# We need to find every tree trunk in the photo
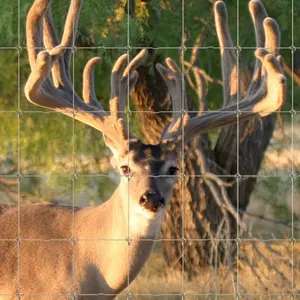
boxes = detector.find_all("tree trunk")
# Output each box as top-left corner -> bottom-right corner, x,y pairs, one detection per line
131,56 -> 276,278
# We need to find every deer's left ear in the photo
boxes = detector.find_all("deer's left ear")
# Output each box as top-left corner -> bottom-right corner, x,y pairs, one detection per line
109,156 -> 118,168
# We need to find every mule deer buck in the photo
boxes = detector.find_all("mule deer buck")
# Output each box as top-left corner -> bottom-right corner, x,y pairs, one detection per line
0,0 -> 285,298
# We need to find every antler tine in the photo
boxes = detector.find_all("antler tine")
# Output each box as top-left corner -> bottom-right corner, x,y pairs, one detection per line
247,1 -> 280,95
264,18 -> 280,56
164,58 -> 183,113
61,0 -> 82,46
110,54 -> 129,110
214,1 -> 238,106
45,0 -> 82,87
43,4 -> 71,89
82,57 -> 103,109
43,5 -> 59,49
26,0 -> 50,69
192,68 -> 207,115
156,58 -> 188,138
249,0 -> 267,49
247,0 -> 267,91
61,0 -> 82,72
110,49 -> 148,119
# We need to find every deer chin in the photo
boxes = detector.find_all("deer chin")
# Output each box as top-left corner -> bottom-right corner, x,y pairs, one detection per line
129,206 -> 164,238
134,205 -> 165,220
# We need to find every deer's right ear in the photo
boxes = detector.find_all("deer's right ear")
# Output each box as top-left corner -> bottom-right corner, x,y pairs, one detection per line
103,135 -> 121,167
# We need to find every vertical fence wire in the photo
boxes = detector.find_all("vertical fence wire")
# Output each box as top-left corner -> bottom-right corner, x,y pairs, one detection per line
17,0 -> 21,296
291,0 -> 295,293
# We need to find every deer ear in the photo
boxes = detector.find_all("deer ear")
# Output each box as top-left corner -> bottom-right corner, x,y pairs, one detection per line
110,156 -> 118,168
103,135 -> 120,161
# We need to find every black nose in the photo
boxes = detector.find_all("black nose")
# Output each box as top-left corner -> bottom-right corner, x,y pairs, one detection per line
139,190 -> 165,212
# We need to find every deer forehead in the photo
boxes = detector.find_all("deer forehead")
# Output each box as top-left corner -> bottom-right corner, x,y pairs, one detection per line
118,143 -> 178,173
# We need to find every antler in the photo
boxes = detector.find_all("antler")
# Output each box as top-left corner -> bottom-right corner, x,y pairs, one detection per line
25,0 -> 147,155
157,0 -> 286,143
156,58 -> 189,139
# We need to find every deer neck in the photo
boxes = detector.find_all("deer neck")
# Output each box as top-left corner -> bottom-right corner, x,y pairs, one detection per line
75,185 -> 162,293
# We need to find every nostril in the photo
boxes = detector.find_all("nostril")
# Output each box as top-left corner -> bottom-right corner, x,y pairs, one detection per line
159,197 -> 165,207
139,194 -> 148,206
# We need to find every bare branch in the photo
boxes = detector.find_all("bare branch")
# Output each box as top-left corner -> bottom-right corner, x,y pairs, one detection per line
283,61 -> 300,86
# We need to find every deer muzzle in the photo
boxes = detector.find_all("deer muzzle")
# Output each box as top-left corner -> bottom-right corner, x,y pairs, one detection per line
139,190 -> 165,212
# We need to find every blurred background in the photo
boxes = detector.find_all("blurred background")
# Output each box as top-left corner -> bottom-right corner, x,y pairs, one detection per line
0,0 -> 300,297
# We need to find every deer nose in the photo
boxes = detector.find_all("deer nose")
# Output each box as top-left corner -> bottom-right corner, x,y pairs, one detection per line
139,190 -> 165,212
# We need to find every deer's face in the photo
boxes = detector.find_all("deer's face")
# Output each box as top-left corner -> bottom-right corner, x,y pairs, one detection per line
116,142 -> 179,220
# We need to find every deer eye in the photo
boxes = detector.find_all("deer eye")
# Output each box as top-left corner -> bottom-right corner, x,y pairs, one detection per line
120,165 -> 130,175
167,166 -> 179,176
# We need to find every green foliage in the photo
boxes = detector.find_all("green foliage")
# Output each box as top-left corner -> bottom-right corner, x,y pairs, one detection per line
273,203 -> 291,221
0,51 -> 18,109
0,0 -> 18,46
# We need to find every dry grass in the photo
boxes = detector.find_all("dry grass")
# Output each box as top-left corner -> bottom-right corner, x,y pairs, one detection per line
119,241 -> 300,299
